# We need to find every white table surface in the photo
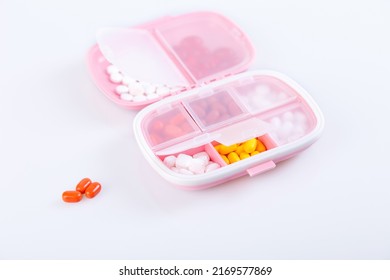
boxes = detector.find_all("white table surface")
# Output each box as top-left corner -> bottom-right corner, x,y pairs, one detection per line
1,0 -> 389,259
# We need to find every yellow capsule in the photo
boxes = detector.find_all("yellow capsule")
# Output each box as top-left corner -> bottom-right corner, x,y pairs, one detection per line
243,138 -> 257,153
221,155 -> 230,165
256,139 -> 266,152
239,152 -> 250,160
227,152 -> 240,164
214,144 -> 222,153
236,145 -> 244,155
251,151 -> 260,156
218,144 -> 238,155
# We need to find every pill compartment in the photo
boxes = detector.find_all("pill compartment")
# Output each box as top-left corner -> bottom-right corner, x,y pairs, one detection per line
260,103 -> 317,145
212,133 -> 278,164
141,103 -> 201,150
88,11 -> 255,109
182,89 -> 249,131
154,12 -> 254,83
134,70 -> 324,189
232,75 -> 296,114
156,143 -> 226,175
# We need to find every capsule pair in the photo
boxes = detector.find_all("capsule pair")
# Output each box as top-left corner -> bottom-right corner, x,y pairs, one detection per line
62,178 -> 102,203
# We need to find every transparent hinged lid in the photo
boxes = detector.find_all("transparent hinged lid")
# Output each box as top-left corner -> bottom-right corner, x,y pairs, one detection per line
96,12 -> 255,88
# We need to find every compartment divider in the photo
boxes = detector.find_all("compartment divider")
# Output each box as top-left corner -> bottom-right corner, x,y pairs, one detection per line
151,28 -> 197,85
205,143 -> 228,167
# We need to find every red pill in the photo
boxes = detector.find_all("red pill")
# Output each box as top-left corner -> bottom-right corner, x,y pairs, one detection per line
149,134 -> 163,145
62,190 -> 82,203
85,182 -> 101,199
164,124 -> 182,138
150,120 -> 164,132
171,113 -> 186,125
75,177 -> 91,194
205,110 -> 220,124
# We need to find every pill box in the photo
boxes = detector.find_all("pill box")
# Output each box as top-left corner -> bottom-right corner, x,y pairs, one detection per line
87,11 -> 324,189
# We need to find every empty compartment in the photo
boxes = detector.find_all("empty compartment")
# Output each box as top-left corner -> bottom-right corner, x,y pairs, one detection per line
233,75 -> 297,114
155,12 -> 253,82
157,143 -> 225,175
262,103 -> 317,145
183,89 -> 248,131
142,103 -> 201,150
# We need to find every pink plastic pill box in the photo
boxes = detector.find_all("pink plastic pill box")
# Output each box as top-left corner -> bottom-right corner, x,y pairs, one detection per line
87,11 -> 324,189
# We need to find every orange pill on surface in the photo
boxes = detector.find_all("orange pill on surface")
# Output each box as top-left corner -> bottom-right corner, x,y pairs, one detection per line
75,177 -> 91,194
85,182 -> 102,199
62,190 -> 82,203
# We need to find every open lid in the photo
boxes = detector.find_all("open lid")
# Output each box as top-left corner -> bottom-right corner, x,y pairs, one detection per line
96,11 -> 255,88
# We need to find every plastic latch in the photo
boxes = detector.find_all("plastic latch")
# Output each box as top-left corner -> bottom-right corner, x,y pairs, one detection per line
246,161 -> 276,177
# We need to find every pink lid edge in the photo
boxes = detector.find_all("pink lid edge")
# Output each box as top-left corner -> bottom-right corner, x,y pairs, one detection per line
86,11 -> 256,110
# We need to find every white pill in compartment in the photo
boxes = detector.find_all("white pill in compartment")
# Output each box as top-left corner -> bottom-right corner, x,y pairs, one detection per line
109,72 -> 123,83
163,155 -> 176,168
193,152 -> 210,166
188,158 -> 206,174
115,85 -> 129,94
206,162 -> 220,173
175,154 -> 192,169
106,65 -> 119,74
120,93 -> 133,101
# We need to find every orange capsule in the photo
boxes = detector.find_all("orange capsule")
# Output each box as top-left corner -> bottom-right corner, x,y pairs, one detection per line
85,182 -> 102,199
75,177 -> 91,194
62,190 -> 82,203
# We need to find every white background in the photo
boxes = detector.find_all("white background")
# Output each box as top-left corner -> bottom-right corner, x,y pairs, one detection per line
1,0 -> 389,259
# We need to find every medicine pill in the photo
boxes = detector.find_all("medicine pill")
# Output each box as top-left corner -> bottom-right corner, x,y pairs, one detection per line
163,155 -> 176,168
106,65 -> 119,74
62,190 -> 82,203
188,158 -> 206,174
85,182 -> 101,199
215,138 -> 267,165
176,154 -> 192,169
243,138 -> 257,153
218,144 -> 238,155
120,93 -> 134,101
110,72 -> 123,83
256,140 -> 266,152
115,85 -> 129,94
205,162 -> 220,173
227,152 -> 240,164
239,152 -> 250,160
129,83 -> 144,96
221,155 -> 230,165
193,152 -> 210,166
76,178 -> 91,194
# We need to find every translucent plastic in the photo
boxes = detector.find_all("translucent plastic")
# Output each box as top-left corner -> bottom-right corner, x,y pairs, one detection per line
233,76 -> 296,114
155,12 -> 254,82
96,28 -> 188,86
142,103 -> 201,149
264,104 -> 315,145
183,89 -> 248,131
